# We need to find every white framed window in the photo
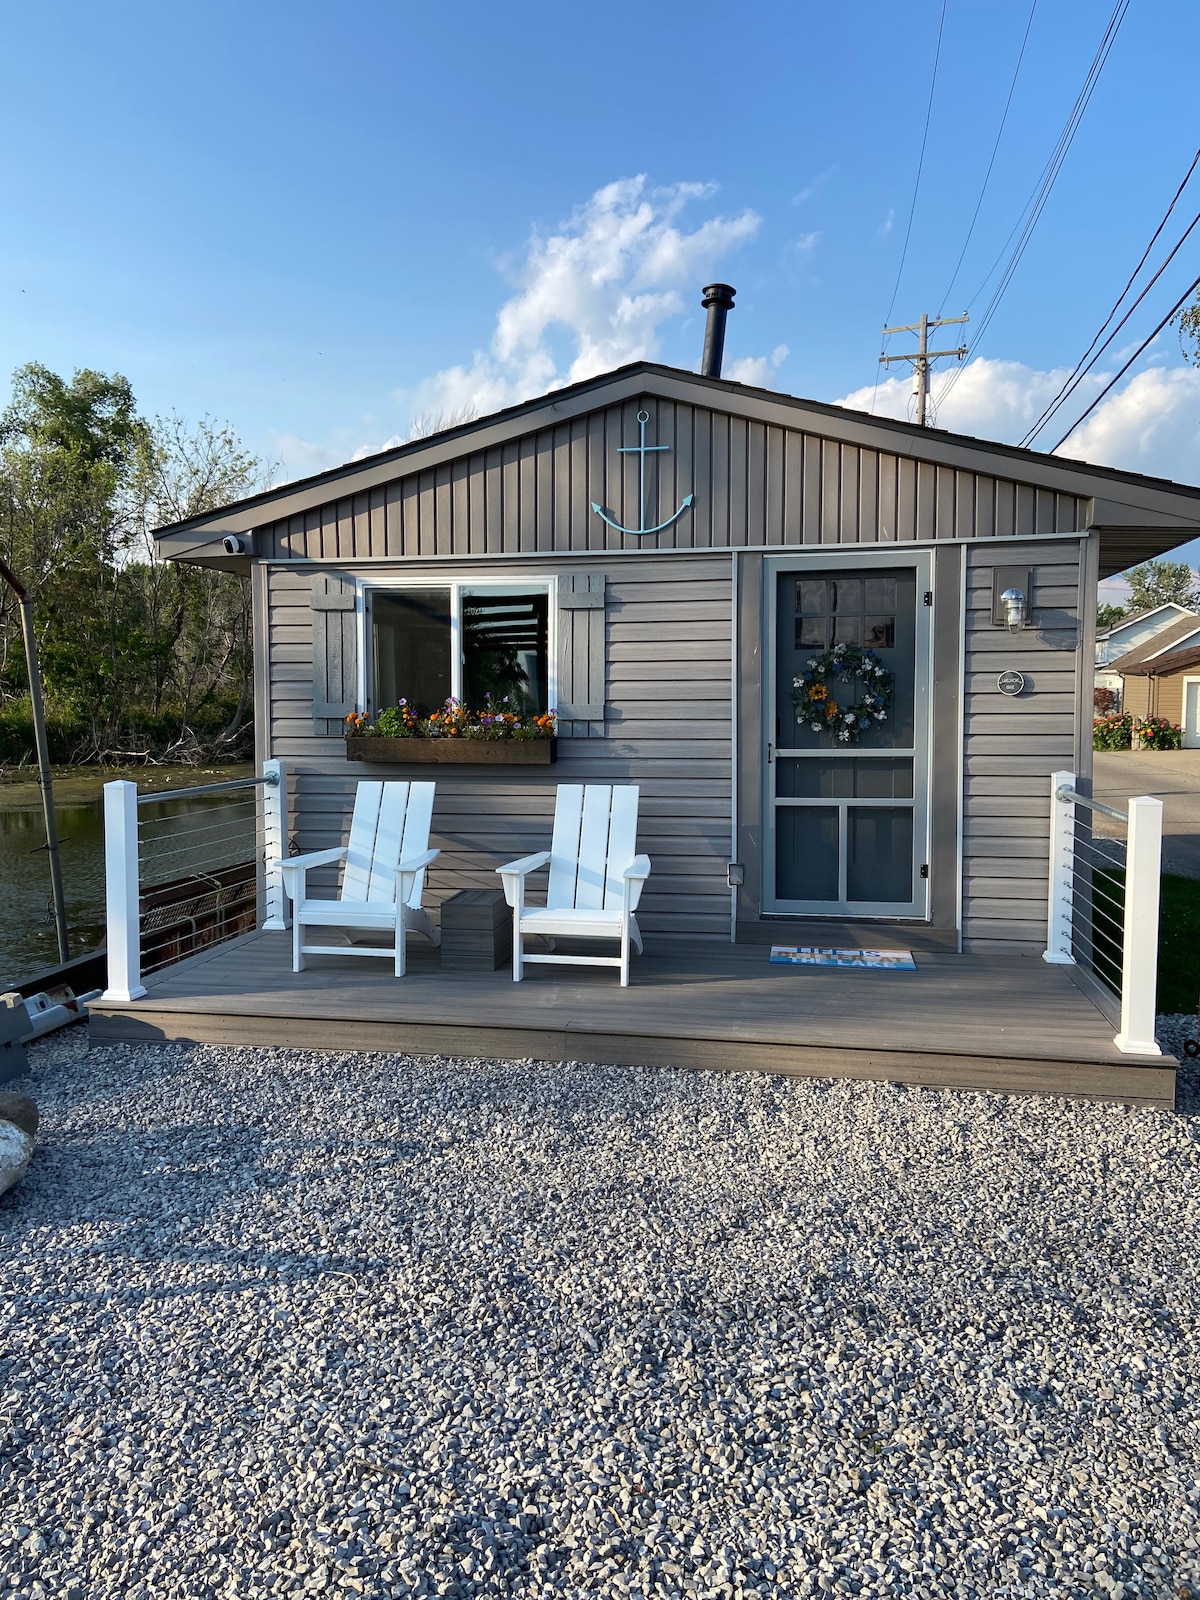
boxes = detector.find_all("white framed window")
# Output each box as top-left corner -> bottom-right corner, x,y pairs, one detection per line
359,576 -> 558,718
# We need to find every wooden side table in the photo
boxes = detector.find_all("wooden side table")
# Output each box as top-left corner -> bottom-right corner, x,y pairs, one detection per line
439,889 -> 512,971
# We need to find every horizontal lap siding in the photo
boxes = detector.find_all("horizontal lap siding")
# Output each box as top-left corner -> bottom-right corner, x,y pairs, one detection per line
266,556 -> 733,941
260,398 -> 1090,558
961,544 -> 1082,952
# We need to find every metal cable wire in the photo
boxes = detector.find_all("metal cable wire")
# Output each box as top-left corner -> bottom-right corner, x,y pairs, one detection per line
870,0 -> 949,415
938,0 -> 1038,317
1022,205 -> 1200,447
936,0 -> 1130,412
1049,271 -> 1200,452
1018,147 -> 1200,446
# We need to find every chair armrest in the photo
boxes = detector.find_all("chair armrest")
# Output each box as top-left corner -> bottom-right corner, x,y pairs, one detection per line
496,851 -> 551,880
621,855 -> 651,882
283,846 -> 347,873
396,847 -> 439,875
280,846 -> 346,902
496,850 -> 550,909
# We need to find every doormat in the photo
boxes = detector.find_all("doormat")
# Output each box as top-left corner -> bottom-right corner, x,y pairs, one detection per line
769,946 -> 917,970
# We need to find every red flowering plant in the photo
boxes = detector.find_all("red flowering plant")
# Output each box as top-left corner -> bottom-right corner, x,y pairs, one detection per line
346,694 -> 555,741
1133,716 -> 1183,751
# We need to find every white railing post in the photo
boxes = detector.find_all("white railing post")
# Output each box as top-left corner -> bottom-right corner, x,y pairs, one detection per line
101,780 -> 146,1002
261,758 -> 290,930
1114,793 -> 1163,1055
1043,769 -> 1077,964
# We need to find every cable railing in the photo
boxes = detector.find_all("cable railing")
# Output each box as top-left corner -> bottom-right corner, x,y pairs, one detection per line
101,760 -> 289,1003
1042,768 -> 1163,1056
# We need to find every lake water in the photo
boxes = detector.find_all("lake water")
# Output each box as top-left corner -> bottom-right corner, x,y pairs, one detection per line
0,765 -> 256,987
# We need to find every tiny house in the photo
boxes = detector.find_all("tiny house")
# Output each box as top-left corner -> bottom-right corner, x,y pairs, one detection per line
154,337 -> 1200,961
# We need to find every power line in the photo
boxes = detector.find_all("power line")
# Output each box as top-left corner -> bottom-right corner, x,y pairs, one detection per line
937,0 -> 1130,412
938,0 -> 1038,317
1021,204 -> 1200,447
871,0 -> 949,416
1048,272 -> 1200,454
883,0 -> 949,330
1019,148 -> 1200,446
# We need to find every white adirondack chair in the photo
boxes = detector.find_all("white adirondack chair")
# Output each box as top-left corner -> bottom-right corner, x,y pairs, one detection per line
497,784 -> 650,985
281,780 -> 439,977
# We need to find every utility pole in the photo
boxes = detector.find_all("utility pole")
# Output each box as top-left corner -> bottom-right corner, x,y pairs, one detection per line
879,312 -> 969,427
0,555 -> 70,964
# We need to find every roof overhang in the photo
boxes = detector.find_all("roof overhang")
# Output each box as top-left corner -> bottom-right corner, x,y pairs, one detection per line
151,362 -> 1200,575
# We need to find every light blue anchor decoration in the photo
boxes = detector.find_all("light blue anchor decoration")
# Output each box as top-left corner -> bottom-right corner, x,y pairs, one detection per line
591,409 -> 694,537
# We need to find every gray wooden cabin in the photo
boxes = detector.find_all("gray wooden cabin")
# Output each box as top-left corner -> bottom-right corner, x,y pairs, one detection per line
156,361 -> 1200,957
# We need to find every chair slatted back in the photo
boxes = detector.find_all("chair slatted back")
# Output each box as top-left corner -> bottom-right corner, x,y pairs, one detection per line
341,781 -> 436,907
546,784 -> 639,911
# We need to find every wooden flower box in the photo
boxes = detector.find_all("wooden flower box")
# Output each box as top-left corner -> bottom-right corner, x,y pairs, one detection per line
345,736 -> 557,765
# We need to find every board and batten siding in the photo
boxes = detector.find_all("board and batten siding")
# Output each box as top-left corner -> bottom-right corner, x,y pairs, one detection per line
255,397 -> 1089,562
961,540 -> 1083,952
265,554 -> 734,941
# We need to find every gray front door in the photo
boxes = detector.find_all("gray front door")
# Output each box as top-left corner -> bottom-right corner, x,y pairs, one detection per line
765,556 -> 932,918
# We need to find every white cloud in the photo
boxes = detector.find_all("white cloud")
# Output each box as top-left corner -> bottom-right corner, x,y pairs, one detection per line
408,176 -> 761,426
878,209 -> 895,237
792,167 -> 835,205
725,344 -> 790,388
268,431 -> 341,481
793,231 -> 821,255
834,356 -> 1200,486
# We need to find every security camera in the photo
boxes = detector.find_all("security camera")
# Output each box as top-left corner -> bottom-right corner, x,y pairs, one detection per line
222,534 -> 248,555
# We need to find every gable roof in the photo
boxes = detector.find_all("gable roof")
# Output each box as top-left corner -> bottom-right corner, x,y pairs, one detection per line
152,360 -> 1200,576
1097,601 -> 1197,640
1121,639 -> 1200,677
1112,616 -> 1200,672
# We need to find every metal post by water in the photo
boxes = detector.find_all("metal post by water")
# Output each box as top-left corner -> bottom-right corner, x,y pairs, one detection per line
0,556 -> 69,963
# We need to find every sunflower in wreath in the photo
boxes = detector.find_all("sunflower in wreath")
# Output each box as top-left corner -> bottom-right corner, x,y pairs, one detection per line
792,643 -> 894,745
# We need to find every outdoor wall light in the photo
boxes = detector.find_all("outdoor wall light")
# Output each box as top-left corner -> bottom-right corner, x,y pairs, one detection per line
1001,587 -> 1028,634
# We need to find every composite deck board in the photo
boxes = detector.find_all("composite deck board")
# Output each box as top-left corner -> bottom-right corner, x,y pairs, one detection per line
89,931 -> 1175,1106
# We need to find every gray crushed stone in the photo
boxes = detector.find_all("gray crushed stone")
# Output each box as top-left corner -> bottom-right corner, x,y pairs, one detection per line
1,1030 -> 1199,1600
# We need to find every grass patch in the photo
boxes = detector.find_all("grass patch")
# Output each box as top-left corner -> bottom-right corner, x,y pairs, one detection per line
1159,872 -> 1200,1014
1089,869 -> 1200,1014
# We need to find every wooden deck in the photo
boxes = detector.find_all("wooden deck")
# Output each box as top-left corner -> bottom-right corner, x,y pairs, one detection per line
88,931 -> 1179,1108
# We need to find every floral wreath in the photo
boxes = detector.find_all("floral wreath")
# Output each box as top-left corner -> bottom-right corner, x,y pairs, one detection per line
791,643 -> 893,745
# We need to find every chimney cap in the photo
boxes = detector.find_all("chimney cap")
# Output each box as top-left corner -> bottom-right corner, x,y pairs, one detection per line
701,283 -> 737,309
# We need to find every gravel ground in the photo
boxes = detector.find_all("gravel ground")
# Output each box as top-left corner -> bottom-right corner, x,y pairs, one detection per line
1,1028 -> 1199,1600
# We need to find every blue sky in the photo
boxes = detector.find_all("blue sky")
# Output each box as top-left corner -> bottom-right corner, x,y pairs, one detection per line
2,0 -> 1198,579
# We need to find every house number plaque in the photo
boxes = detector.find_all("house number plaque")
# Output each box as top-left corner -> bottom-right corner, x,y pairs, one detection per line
997,670 -> 1026,697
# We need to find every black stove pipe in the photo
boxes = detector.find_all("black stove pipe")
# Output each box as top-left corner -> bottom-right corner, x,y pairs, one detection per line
700,283 -> 736,377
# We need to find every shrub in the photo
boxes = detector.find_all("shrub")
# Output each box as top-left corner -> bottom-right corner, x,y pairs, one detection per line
1093,712 -> 1134,751
1134,716 -> 1183,751
1094,686 -> 1120,715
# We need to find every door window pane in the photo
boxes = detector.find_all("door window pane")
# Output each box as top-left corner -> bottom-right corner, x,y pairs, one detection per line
778,567 -> 916,750
462,588 -> 549,713
776,807 -> 839,901
847,808 -> 913,903
776,758 -> 913,799
372,589 -> 452,716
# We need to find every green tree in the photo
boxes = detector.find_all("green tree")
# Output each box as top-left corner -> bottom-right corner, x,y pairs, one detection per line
1177,288 -> 1200,364
1124,559 -> 1200,613
0,364 -> 269,765
1096,602 -> 1128,632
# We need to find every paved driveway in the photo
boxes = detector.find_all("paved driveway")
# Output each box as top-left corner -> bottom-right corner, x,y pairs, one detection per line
1094,749 -> 1200,878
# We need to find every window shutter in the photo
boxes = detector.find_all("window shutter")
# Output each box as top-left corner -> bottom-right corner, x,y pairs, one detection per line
557,571 -> 605,738
311,573 -> 358,731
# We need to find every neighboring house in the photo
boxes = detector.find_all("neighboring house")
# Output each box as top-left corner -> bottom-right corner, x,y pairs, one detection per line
1099,615 -> 1200,705
151,350 -> 1200,957
1120,641 -> 1200,745
1095,602 -> 1199,699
